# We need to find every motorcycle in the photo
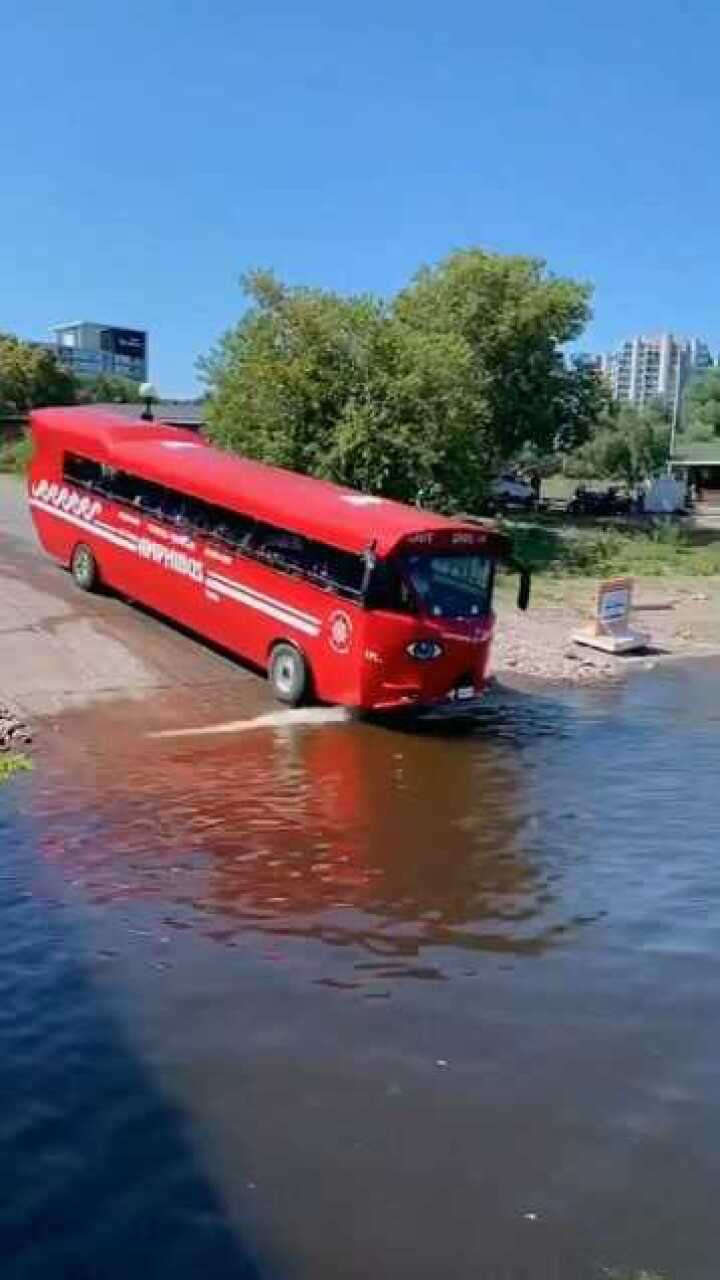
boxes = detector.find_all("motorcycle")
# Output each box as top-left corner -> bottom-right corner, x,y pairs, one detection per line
566,486 -> 632,517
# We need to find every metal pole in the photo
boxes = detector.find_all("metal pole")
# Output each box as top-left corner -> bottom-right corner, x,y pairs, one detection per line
668,354 -> 682,474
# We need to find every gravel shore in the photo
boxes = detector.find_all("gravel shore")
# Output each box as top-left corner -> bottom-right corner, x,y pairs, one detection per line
493,577 -> 720,685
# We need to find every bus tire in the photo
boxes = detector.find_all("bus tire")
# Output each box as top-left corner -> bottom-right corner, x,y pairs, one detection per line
70,542 -> 99,592
268,642 -> 311,706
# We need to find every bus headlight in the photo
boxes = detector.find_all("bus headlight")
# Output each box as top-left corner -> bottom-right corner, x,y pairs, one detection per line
406,639 -> 444,661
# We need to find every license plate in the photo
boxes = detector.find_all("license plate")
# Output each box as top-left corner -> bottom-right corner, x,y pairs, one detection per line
456,686 -> 475,701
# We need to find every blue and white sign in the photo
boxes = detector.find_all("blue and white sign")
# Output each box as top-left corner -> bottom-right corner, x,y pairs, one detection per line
597,578 -> 632,630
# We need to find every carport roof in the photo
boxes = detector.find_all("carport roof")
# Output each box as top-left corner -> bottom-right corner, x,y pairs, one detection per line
671,439 -> 720,466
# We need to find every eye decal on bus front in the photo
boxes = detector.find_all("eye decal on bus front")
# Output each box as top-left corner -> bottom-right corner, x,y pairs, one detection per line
406,639 -> 444,661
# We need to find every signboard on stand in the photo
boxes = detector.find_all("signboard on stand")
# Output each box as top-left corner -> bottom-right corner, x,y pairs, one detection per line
597,578 -> 633,630
574,577 -> 649,654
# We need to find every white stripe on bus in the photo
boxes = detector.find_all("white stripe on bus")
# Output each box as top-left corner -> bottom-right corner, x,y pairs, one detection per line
32,499 -> 322,637
29,500 -> 139,553
206,575 -> 320,637
95,518 -> 138,544
207,569 -> 320,629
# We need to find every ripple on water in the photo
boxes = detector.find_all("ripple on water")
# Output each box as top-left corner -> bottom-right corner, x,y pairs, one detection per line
26,698 -> 582,972
4,666 -> 720,1278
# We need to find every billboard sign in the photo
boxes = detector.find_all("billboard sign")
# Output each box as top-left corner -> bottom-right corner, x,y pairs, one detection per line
100,328 -> 146,360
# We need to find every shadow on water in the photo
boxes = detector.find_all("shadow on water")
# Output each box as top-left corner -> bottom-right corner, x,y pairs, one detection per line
0,799 -> 273,1280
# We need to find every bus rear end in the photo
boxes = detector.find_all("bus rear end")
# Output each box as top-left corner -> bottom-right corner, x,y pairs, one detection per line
360,528 -> 528,712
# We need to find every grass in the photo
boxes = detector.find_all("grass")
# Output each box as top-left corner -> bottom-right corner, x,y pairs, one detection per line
0,753 -> 33,782
0,433 -> 32,473
508,515 -> 720,578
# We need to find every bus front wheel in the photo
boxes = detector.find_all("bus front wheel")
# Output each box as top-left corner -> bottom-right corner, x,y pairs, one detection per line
71,543 -> 99,592
268,643 -> 311,706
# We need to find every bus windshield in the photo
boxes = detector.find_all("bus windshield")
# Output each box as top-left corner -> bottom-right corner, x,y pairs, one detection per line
400,551 -> 493,619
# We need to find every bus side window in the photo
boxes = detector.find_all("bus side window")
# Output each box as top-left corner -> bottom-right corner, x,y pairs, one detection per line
97,464 -> 119,494
303,541 -> 363,597
251,525 -> 309,574
64,453 -> 103,488
365,560 -> 416,614
111,470 -> 136,504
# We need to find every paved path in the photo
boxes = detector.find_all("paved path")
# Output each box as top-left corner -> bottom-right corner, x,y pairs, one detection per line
0,475 -> 264,719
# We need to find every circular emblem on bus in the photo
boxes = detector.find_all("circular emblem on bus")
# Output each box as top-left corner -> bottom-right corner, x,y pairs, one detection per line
329,610 -> 352,654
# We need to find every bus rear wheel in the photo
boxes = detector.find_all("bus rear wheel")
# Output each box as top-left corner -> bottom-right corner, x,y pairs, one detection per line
71,543 -> 99,592
269,643 -> 311,706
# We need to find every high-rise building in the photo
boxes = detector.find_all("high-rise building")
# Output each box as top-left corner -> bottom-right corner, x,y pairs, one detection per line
569,352 -> 604,373
602,334 -> 714,413
49,322 -> 149,382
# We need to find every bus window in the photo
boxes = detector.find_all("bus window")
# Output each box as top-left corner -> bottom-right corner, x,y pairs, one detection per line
64,453 -> 103,488
251,525 -> 307,572
250,525 -> 365,599
365,559 -> 417,614
399,552 -> 493,619
305,543 -> 365,598
62,450 -> 363,601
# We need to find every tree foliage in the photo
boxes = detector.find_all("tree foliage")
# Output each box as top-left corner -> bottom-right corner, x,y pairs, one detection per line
200,250 -> 599,509
76,373 -> 141,404
681,368 -> 720,440
394,250 -> 600,459
569,404 -> 670,487
0,334 -> 76,415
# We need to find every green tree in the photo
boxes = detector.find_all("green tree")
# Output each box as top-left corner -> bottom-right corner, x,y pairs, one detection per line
325,322 -> 488,509
569,404 -> 669,487
394,250 -> 600,461
200,271 -> 390,473
200,251 -> 600,509
0,334 -> 76,415
681,368 -> 720,441
76,373 -> 141,404
201,271 -> 484,507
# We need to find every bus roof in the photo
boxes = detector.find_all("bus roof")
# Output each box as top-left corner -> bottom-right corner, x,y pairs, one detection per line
30,407 -> 503,558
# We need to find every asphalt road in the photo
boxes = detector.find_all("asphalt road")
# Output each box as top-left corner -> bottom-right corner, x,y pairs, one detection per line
0,474 -> 267,719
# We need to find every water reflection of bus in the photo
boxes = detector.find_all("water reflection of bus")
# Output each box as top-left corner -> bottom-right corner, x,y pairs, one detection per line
35,710 -> 568,962
28,408 -> 530,713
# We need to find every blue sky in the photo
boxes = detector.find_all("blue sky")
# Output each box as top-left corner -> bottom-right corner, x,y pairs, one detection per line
3,0 -> 719,395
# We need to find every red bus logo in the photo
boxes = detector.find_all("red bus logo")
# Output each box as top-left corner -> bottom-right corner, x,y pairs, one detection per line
329,610 -> 353,654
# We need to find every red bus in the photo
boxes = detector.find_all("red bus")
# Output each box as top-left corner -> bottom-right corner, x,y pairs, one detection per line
27,408 -> 530,712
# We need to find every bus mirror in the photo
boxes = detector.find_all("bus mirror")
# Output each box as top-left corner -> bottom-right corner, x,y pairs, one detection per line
517,568 -> 531,612
361,548 -> 378,598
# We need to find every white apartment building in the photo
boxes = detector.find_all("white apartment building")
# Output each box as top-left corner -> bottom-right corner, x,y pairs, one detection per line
602,334 -> 714,412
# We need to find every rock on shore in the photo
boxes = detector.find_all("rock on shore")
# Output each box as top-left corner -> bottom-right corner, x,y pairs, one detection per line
0,704 -> 32,753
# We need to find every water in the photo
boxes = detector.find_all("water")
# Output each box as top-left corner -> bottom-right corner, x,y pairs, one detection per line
3,663 -> 720,1279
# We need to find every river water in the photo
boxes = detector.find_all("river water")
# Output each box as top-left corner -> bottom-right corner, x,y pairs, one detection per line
3,663 -> 720,1279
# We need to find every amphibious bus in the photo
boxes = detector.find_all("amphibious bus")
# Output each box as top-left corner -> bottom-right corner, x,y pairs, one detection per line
27,408 -> 530,712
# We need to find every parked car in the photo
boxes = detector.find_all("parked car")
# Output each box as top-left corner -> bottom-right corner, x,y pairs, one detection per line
487,473 -> 536,512
565,485 -> 632,517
